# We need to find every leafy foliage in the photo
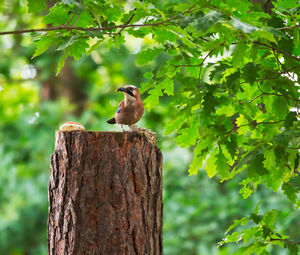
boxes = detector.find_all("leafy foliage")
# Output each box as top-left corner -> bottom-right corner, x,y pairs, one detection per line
32,0 -> 300,252
219,203 -> 299,255
0,0 -> 300,253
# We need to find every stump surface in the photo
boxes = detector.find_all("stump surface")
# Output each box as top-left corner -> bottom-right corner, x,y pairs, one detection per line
48,131 -> 163,255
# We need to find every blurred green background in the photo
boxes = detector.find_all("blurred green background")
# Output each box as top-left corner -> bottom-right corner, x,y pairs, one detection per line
0,1 -> 299,254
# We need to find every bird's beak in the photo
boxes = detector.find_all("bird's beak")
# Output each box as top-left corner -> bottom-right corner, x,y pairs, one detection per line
117,87 -> 134,97
117,87 -> 126,92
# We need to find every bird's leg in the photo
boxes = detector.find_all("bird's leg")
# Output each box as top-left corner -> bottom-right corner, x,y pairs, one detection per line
130,125 -> 146,132
119,124 -> 126,132
129,124 -> 138,132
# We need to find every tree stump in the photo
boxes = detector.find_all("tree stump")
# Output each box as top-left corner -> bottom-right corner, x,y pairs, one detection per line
48,131 -> 163,255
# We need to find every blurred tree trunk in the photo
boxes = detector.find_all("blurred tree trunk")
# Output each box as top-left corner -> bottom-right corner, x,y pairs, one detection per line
48,131 -> 163,255
41,58 -> 87,115
40,0 -> 87,115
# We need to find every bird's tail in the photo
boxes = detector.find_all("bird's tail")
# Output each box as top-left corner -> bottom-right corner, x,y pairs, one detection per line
107,117 -> 116,124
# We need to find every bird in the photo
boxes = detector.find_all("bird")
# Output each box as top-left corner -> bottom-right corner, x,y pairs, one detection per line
107,85 -> 144,132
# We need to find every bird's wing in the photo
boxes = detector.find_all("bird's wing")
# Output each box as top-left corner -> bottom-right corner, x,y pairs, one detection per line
116,100 -> 125,113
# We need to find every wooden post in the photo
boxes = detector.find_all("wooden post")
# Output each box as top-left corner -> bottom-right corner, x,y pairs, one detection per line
48,131 -> 163,255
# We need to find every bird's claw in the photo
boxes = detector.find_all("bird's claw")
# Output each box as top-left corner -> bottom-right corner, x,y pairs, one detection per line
130,125 -> 146,132
129,125 -> 138,132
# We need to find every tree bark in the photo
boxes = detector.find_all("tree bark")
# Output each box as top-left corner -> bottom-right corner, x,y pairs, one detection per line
48,131 -> 163,255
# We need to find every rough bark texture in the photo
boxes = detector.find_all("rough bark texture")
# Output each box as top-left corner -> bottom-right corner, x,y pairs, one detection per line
48,131 -> 163,255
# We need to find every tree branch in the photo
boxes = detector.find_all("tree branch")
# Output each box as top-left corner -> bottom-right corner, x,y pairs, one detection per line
254,41 -> 300,63
269,238 -> 300,245
0,5 -> 198,36
256,82 -> 300,102
226,120 -> 285,135
197,47 -> 216,86
277,24 -> 300,30
272,49 -> 295,81
238,65 -> 300,88
113,8 -> 137,40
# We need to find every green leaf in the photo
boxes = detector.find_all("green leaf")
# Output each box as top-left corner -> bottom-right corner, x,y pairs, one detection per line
250,213 -> 262,224
136,47 -> 163,66
263,148 -> 275,169
236,114 -> 249,135
240,183 -> 254,199
226,0 -> 252,13
140,80 -> 154,94
69,38 -> 89,60
224,231 -> 242,243
202,92 -> 216,115
56,50 -> 69,76
288,176 -> 300,192
56,36 -> 89,60
188,140 -> 211,176
43,4 -> 71,26
196,11 -> 223,32
159,77 -> 174,96
232,43 -> 250,68
273,0 -> 297,9
175,120 -> 199,147
74,9 -> 94,28
33,35 -> 57,58
153,28 -> 178,44
273,133 -> 289,147
242,62 -> 257,85
287,243 -> 299,255
224,136 -> 237,159
262,226 -> 272,239
216,149 -> 231,180
205,151 -> 217,178
226,217 -> 249,234
87,40 -> 102,55
248,154 -> 268,177
27,0 -> 46,13
262,209 -> 277,228
284,111 -> 297,128
272,97 -> 288,119
254,201 -> 262,214
188,154 -> 202,175
56,35 -> 80,51
230,18 -> 258,33
165,114 -> 186,135
243,227 -> 259,243
143,72 -> 153,79
143,87 -> 163,111
216,105 -> 235,117
282,183 -> 297,203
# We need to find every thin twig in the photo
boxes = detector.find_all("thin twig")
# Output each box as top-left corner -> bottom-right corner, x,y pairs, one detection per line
272,49 -> 295,80
254,41 -> 300,63
199,48 -> 216,86
277,24 -> 300,30
226,120 -> 285,135
239,94 -> 264,104
114,8 -> 137,39
258,82 -> 299,102
170,46 -> 216,77
257,77 -> 299,102
173,64 -> 204,68
269,238 -> 300,245
0,5 -> 198,36
239,65 -> 300,84
64,13 -> 75,27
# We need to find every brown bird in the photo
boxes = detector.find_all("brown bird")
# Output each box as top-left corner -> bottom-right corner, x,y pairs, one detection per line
107,85 -> 144,131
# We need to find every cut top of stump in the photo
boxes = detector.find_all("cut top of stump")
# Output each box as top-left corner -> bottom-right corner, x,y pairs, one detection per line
54,129 -> 157,150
